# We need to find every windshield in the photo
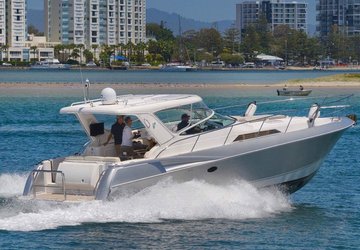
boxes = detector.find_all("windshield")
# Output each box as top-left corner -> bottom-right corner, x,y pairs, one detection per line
155,101 -> 235,135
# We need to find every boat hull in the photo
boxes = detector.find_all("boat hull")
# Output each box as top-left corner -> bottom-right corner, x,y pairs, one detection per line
30,65 -> 71,70
160,66 -> 197,72
98,119 -> 351,199
277,89 -> 312,96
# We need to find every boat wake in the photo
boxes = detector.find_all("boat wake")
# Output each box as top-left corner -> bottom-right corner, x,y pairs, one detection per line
0,174 -> 292,232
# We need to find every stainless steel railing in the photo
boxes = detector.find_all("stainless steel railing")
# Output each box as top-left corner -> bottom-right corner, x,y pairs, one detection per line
31,169 -> 66,200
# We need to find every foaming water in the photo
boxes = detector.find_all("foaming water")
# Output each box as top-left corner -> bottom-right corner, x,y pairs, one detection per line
0,173 -> 28,197
0,179 -> 292,232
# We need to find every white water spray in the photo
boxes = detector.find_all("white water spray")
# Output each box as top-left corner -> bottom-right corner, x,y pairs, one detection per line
0,177 -> 292,232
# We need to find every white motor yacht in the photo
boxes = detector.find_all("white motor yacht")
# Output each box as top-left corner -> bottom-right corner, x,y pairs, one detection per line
30,59 -> 71,70
23,88 -> 354,201
160,63 -> 197,72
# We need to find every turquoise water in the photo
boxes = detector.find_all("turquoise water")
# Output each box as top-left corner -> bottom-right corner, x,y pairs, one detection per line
0,83 -> 359,248
0,68 -> 359,84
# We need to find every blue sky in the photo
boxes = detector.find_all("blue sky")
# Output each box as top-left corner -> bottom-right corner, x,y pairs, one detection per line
28,0 -> 315,23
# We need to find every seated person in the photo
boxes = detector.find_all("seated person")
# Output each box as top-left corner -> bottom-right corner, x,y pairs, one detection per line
177,113 -> 190,131
120,116 -> 147,160
177,113 -> 201,135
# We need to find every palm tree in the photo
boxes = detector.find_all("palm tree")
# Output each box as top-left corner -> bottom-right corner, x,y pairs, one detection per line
70,48 -> 80,61
118,43 -> 125,57
91,44 -> 99,61
126,41 -> 134,63
1,45 -> 9,61
54,44 -> 65,61
83,49 -> 93,63
30,46 -> 38,62
76,44 -> 85,63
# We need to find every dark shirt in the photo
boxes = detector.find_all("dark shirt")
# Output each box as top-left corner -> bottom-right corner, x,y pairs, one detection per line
111,122 -> 125,145
177,121 -> 189,131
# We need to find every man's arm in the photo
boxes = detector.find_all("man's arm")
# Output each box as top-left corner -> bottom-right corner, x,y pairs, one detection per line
104,133 -> 112,146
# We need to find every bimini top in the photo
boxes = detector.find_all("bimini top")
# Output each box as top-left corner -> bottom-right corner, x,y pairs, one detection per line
60,89 -> 203,116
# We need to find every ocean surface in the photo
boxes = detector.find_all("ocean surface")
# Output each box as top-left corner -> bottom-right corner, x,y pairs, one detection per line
0,71 -> 359,249
0,68 -> 359,84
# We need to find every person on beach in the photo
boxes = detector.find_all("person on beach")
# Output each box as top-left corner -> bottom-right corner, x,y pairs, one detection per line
120,116 -> 146,160
104,115 -> 125,156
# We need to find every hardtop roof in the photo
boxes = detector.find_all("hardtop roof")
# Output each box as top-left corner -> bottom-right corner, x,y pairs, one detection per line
60,94 -> 203,115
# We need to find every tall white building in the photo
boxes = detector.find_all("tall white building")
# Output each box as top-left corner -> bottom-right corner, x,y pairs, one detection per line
0,0 -> 27,47
46,0 -> 146,47
0,0 -> 6,46
236,0 -> 307,39
317,0 -> 360,37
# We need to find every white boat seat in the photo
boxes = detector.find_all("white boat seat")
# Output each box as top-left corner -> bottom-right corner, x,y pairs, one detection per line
56,161 -> 102,188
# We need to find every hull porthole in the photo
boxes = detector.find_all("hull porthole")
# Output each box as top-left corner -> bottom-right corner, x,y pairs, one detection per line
207,166 -> 218,173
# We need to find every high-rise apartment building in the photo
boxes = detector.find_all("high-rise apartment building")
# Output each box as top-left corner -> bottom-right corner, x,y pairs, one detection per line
317,0 -> 360,37
0,0 -> 5,46
236,0 -> 307,39
45,0 -> 146,47
0,0 -> 27,47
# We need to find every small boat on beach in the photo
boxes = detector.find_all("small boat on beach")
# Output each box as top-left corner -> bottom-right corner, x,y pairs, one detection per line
22,86 -> 354,202
277,86 -> 312,96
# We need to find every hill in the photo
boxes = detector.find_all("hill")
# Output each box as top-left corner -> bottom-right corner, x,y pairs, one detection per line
146,8 -> 234,35
28,8 -> 233,36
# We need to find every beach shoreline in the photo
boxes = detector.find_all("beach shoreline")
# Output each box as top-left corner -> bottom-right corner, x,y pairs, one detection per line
0,81 -> 360,90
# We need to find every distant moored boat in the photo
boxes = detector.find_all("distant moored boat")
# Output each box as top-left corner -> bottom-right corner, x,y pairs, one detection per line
30,58 -> 71,70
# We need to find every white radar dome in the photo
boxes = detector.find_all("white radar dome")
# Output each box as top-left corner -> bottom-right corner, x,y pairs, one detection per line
101,88 -> 117,105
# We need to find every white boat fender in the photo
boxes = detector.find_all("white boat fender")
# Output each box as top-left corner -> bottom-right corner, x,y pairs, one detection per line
244,101 -> 257,117
308,103 -> 320,125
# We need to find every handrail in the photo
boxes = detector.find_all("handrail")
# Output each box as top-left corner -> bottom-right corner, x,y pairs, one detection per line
94,170 -> 107,195
31,170 -> 66,200
153,94 -> 353,159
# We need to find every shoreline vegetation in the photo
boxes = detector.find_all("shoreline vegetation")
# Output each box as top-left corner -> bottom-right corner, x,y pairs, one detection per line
0,74 -> 359,90
0,65 -> 360,71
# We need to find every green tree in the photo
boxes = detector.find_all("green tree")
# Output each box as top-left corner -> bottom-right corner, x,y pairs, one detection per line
83,49 -> 93,62
30,46 -> 38,62
28,24 -> 44,36
76,44 -> 85,63
220,52 -> 244,65
91,44 -> 99,61
1,44 -> 9,61
240,25 -> 261,61
223,27 -> 241,54
70,48 -> 80,61
255,14 -> 272,53
197,28 -> 223,56
146,23 -> 175,41
54,44 -> 65,62
326,25 -> 351,62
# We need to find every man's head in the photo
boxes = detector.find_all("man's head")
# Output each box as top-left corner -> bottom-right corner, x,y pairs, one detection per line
181,113 -> 190,121
116,115 -> 124,124
125,116 -> 132,126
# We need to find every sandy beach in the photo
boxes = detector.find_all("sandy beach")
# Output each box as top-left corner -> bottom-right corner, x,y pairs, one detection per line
0,80 -> 359,91
0,72 -> 359,97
